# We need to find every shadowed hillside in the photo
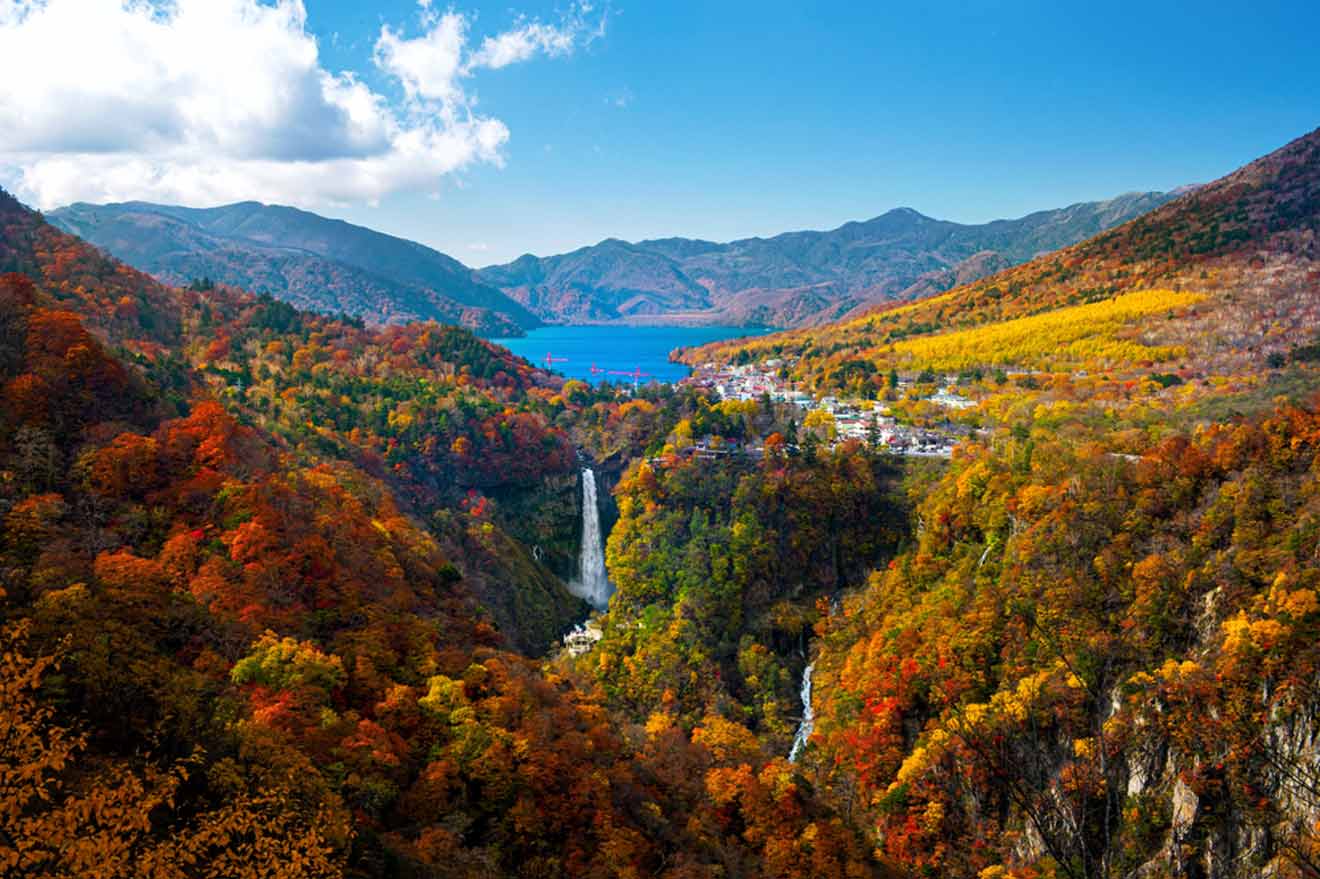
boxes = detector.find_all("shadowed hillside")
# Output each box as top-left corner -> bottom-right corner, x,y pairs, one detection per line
49,200 -> 540,336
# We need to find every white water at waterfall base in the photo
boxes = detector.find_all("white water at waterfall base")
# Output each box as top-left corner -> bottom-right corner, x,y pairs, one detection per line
788,662 -> 815,763
569,468 -> 613,611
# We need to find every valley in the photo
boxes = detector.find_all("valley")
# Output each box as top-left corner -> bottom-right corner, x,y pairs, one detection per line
4,1 -> 1319,877
2,93 -> 1319,879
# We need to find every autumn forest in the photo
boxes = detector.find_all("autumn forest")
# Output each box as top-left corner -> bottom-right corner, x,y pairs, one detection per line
1,92 -> 1320,879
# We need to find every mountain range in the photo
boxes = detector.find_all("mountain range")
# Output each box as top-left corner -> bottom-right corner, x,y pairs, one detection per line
477,190 -> 1180,326
49,191 -> 1179,336
47,200 -> 541,336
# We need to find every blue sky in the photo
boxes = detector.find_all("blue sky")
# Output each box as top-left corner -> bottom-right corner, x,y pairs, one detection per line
1,0 -> 1317,264
313,0 -> 1320,263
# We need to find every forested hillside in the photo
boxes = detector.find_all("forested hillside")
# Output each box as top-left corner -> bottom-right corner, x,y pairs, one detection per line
655,125 -> 1320,877
0,189 -> 883,878
5,120 -> 1320,879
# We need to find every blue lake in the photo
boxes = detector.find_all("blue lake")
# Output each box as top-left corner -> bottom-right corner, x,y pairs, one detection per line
490,325 -> 773,385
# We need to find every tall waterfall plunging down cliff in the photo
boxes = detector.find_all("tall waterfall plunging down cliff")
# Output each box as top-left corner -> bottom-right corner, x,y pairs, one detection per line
788,662 -> 815,763
569,468 -> 613,611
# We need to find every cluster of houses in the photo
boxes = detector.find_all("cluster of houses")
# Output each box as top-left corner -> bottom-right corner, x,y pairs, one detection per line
677,360 -> 970,458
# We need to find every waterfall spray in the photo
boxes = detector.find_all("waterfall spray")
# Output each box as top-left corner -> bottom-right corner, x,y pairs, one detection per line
569,468 -> 612,611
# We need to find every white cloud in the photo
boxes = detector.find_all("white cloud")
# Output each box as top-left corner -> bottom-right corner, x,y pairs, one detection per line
376,2 -> 606,103
375,10 -> 470,107
0,0 -> 607,209
470,20 -> 574,70
470,2 -> 607,70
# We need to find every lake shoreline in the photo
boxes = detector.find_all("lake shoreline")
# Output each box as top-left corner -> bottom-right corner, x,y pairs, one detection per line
490,324 -> 775,386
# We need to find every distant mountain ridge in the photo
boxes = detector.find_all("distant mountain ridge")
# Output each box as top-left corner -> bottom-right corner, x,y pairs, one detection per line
479,190 -> 1179,327
48,200 -> 540,336
46,190 -> 1178,334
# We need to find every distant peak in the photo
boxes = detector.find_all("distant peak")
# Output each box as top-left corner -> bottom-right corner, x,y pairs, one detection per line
875,206 -> 931,222
836,207 -> 938,230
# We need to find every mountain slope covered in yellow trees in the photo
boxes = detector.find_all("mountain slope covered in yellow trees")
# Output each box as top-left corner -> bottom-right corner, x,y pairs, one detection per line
682,126 -> 1320,394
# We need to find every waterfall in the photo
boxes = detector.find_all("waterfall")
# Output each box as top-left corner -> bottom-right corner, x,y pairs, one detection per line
788,662 -> 815,763
569,468 -> 613,611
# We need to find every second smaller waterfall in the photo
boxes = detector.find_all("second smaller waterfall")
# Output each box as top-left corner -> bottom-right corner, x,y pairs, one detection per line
788,662 -> 815,763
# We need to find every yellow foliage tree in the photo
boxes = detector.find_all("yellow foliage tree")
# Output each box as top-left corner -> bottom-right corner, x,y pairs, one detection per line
0,621 -> 345,879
